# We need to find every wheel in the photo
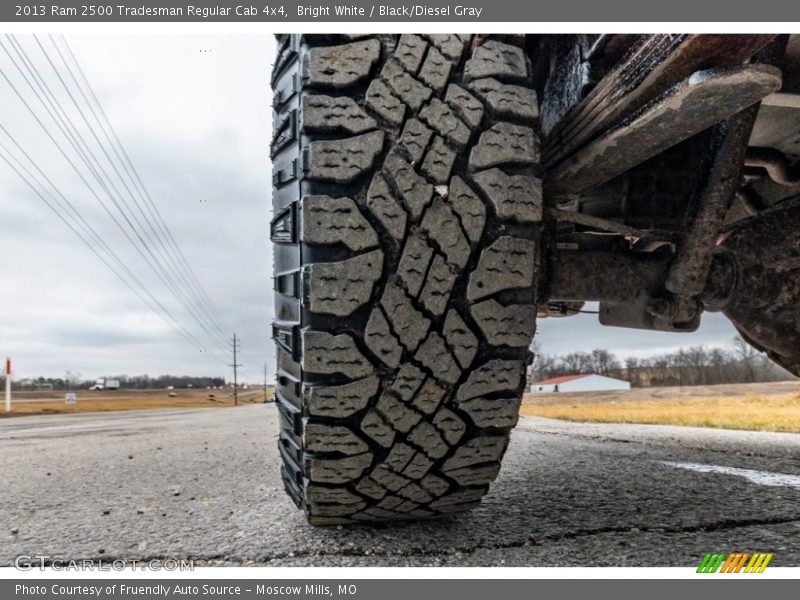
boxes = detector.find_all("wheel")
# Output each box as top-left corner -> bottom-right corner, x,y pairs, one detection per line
271,34 -> 543,524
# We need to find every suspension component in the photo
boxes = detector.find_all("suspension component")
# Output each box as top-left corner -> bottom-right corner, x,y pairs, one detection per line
665,105 -> 759,299
546,65 -> 780,197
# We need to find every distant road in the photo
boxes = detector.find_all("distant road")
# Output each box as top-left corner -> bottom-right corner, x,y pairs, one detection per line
1,406 -> 798,566
8,395 -> 142,403
4,388 -> 266,405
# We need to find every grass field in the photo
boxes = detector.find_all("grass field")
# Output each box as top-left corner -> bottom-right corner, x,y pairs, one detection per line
520,381 -> 800,433
0,388 -> 273,417
5,381 -> 800,432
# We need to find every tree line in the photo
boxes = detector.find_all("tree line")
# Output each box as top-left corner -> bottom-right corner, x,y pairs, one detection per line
530,335 -> 795,388
4,373 -> 227,391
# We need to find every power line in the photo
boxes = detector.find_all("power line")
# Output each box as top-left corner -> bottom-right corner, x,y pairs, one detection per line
51,34 -> 234,345
51,36 -> 270,377
2,39 -> 200,320
14,34 -> 233,353
1,36 -> 269,378
0,129 -> 226,365
1,35 -> 233,355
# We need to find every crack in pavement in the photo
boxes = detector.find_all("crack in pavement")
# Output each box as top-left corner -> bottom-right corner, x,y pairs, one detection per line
527,514 -> 800,545
31,514 -> 800,565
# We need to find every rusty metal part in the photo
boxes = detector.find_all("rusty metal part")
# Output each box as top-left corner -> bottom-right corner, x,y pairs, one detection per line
546,65 -> 782,197
699,250 -> 737,312
665,105 -> 760,299
599,292 -> 701,333
717,196 -> 800,376
546,250 -> 697,331
546,250 -> 672,305
543,34 -> 776,168
744,147 -> 800,186
644,295 -> 701,325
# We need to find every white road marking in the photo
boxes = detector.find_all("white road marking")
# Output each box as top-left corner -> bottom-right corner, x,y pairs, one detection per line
661,461 -> 800,491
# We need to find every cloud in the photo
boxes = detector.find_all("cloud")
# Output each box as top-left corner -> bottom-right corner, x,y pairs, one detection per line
1,34 -> 274,382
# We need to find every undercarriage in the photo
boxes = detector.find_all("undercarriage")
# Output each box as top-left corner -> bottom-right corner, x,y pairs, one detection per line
533,34 -> 800,376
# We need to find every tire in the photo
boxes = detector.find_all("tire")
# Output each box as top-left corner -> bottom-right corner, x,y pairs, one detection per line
271,34 -> 543,524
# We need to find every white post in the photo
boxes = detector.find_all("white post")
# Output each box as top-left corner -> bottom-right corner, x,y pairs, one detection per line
4,357 -> 11,413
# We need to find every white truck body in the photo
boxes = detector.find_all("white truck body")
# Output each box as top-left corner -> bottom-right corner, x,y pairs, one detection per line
89,378 -> 121,391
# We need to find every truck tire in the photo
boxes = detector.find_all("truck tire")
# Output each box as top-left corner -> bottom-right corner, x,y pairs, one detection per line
271,34 -> 543,524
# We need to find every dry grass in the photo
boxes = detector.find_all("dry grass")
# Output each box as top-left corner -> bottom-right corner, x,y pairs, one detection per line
0,388 -> 273,417
519,393 -> 800,433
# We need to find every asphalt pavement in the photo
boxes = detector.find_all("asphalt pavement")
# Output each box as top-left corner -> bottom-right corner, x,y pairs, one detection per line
1,404 -> 799,567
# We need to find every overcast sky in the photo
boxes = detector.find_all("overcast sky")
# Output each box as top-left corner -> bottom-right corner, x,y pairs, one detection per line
0,34 -> 742,383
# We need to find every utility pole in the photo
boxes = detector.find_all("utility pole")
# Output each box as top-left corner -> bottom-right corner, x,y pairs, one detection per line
4,357 -> 11,413
230,333 -> 241,406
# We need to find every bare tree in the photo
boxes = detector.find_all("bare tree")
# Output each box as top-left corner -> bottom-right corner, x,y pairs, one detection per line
732,335 -> 759,382
531,337 -> 794,388
64,371 -> 82,391
590,348 -> 621,376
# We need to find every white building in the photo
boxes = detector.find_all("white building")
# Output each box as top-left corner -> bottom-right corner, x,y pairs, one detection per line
531,373 -> 631,393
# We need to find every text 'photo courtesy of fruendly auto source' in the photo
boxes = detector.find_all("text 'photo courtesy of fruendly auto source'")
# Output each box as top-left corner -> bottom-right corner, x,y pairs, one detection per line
1,0 -> 800,594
